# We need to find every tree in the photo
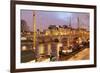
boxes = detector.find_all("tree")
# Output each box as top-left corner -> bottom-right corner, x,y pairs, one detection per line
21,20 -> 29,32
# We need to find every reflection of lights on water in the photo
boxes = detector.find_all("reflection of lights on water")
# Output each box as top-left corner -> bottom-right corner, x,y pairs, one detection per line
38,43 -> 62,55
39,44 -> 44,54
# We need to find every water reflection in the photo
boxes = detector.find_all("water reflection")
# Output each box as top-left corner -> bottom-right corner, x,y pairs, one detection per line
38,42 -> 62,56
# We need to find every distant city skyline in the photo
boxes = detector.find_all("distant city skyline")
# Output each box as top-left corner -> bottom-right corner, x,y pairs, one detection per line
21,10 -> 90,31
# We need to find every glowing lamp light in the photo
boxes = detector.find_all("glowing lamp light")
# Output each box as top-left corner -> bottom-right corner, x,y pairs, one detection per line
22,46 -> 27,51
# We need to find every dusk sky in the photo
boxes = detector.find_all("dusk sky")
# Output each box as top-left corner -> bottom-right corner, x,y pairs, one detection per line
21,10 -> 90,31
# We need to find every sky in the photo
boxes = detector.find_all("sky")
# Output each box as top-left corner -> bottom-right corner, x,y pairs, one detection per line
21,10 -> 90,31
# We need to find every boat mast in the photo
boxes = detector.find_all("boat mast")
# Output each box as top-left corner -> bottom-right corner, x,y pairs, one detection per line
68,17 -> 71,47
33,11 -> 36,50
78,16 -> 80,44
